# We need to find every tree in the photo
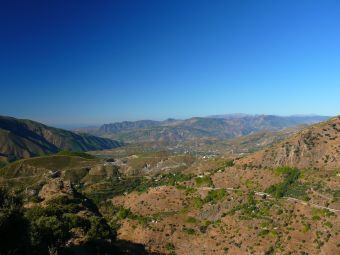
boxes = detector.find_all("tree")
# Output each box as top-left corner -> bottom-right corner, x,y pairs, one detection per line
0,188 -> 30,255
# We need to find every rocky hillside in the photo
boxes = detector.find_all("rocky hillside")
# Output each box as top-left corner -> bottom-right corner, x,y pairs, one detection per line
0,176 -> 157,255
237,116 -> 340,170
106,163 -> 339,255
0,116 -> 121,163
1,129 -> 339,255
76,115 -> 329,143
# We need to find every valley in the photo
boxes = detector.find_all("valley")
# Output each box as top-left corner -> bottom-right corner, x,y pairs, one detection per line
2,1 -> 339,254
0,115 -> 339,255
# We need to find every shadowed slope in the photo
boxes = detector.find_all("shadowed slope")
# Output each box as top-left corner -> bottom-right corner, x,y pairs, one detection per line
0,116 -> 121,163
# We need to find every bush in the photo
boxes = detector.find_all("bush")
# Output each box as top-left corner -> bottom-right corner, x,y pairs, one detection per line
224,160 -> 235,167
333,190 -> 340,198
186,216 -> 197,224
302,223 -> 311,232
155,173 -> 193,187
165,242 -> 175,251
0,187 -> 116,255
25,196 -> 114,254
259,229 -> 270,237
63,213 -> 89,229
323,221 -> 333,228
312,215 -> 321,221
265,167 -> 307,199
117,208 -> 131,220
86,216 -> 112,241
195,175 -> 213,187
29,215 -> 69,248
183,227 -> 195,235
192,196 -> 204,209
0,188 -> 30,255
204,189 -> 226,203
225,192 -> 272,220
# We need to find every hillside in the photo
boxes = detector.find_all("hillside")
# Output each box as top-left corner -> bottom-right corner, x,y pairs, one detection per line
76,115 -> 329,143
1,121 -> 339,255
0,116 -> 121,163
237,116 -> 340,170
0,175 -> 155,255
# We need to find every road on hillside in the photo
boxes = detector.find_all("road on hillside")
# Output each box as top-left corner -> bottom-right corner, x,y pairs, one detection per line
198,186 -> 340,213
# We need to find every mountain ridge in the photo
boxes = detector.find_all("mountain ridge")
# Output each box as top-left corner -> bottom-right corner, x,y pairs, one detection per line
75,115 -> 330,143
0,115 -> 121,163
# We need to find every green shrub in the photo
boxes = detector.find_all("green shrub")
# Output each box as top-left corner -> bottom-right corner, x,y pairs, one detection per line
225,192 -> 272,220
117,208 -> 131,220
192,196 -> 204,209
195,175 -> 213,187
186,216 -> 197,224
86,216 -> 112,241
265,167 -> 308,199
129,213 -> 149,227
63,213 -> 89,229
224,160 -> 235,167
302,223 -> 311,232
312,215 -> 321,221
312,208 -> 335,218
29,215 -> 69,248
259,229 -> 270,237
183,227 -> 195,235
204,189 -> 226,203
25,196 -> 114,254
323,221 -> 333,228
165,242 -> 175,251
0,188 -> 30,254
161,173 -> 193,186
333,190 -> 340,198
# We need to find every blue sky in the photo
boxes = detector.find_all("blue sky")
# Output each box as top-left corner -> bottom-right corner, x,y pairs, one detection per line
1,0 -> 339,126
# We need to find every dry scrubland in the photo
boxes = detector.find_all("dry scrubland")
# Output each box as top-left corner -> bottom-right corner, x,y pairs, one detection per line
0,117 -> 339,254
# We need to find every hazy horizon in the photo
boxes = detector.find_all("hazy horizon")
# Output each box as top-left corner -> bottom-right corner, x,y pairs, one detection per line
1,112 -> 333,130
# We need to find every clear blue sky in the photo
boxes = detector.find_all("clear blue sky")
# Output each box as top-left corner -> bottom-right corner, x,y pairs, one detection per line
1,0 -> 339,126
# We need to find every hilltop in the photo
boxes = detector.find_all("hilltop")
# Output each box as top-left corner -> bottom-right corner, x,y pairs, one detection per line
237,116 -> 340,170
0,116 -> 121,164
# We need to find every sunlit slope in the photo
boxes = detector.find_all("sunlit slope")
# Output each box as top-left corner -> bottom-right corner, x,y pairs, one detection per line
237,116 -> 340,170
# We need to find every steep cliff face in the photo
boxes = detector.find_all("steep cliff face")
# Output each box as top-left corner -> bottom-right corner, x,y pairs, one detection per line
237,116 -> 340,170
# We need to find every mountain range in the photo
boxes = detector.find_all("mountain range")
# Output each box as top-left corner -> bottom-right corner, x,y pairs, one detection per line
75,114 -> 330,143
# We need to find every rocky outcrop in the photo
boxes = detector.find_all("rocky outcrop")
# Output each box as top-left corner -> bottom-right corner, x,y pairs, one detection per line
38,178 -> 74,200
